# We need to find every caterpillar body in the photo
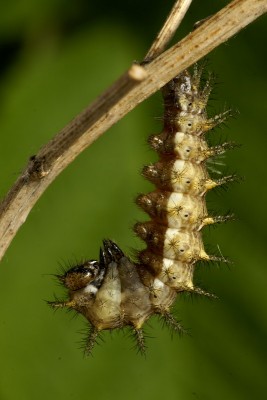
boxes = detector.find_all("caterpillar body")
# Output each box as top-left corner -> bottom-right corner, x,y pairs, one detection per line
49,64 -> 235,355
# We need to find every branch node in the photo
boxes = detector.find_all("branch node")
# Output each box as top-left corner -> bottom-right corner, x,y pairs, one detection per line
24,155 -> 50,182
128,64 -> 148,82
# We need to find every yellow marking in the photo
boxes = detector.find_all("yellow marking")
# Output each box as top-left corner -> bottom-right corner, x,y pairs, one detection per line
204,179 -> 217,191
199,250 -> 210,261
202,217 -> 215,226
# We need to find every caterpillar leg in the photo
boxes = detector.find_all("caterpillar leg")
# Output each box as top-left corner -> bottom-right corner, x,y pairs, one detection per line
47,300 -> 75,309
83,326 -> 100,357
132,328 -> 146,356
159,311 -> 186,336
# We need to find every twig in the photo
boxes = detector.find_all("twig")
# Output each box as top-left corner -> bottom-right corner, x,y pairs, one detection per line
144,0 -> 193,61
0,0 -> 266,263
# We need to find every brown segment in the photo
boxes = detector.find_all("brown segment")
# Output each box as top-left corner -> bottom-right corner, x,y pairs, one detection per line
134,221 -> 166,256
60,261 -> 100,291
142,160 -> 175,190
136,191 -> 170,224
148,130 -> 177,155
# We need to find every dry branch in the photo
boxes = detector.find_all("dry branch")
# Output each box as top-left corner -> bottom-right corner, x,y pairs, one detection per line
144,0 -> 193,61
0,0 -> 266,262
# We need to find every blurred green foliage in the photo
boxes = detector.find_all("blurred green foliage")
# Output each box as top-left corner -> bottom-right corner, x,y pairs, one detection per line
0,1 -> 266,399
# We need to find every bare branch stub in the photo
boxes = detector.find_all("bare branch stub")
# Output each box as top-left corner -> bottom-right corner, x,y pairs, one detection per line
0,0 -> 266,263
144,0 -> 193,62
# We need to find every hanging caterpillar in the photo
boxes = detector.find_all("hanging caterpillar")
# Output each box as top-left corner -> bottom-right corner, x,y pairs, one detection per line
48,64 -> 235,355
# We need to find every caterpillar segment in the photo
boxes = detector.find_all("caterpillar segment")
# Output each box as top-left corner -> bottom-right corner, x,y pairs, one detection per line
49,65 -> 233,354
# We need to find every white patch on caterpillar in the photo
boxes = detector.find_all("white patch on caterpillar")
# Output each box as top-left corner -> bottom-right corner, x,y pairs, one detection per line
173,132 -> 208,162
83,284 -> 98,295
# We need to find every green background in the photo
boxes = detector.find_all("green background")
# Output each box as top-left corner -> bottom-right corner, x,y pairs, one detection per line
0,1 -> 266,399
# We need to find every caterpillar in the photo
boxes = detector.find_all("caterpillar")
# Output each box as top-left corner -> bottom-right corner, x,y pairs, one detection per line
48,64 -> 235,355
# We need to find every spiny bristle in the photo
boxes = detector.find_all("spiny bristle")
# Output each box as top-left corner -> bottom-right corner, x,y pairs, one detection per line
83,326 -> 100,357
132,328 -> 147,356
186,286 -> 218,299
211,213 -> 235,224
207,141 -> 239,158
47,298 -> 74,309
159,311 -> 186,336
215,174 -> 239,186
207,109 -> 232,129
